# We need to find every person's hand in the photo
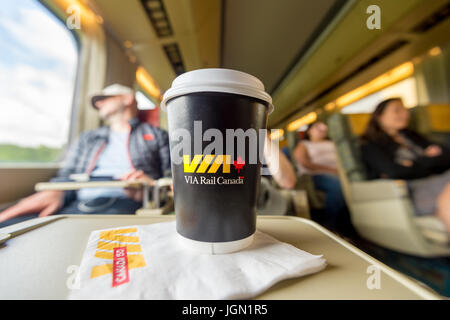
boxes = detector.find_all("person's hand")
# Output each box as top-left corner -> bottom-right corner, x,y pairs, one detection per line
120,169 -> 155,202
400,159 -> 414,167
424,145 -> 442,157
0,190 -> 64,223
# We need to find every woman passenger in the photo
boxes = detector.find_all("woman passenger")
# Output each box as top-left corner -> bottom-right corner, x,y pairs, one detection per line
292,122 -> 348,231
360,98 -> 450,233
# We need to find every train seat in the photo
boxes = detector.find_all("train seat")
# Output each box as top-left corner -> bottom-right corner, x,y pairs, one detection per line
409,104 -> 450,148
327,111 -> 450,257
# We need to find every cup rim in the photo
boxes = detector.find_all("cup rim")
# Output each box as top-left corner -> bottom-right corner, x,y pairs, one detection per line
161,68 -> 274,114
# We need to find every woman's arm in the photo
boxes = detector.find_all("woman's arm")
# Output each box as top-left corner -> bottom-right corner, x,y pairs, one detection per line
292,142 -> 338,175
403,130 -> 450,172
264,136 -> 297,189
403,129 -> 433,149
360,142 -> 431,180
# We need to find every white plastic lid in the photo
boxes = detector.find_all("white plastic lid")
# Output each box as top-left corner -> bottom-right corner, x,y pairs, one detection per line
161,68 -> 274,114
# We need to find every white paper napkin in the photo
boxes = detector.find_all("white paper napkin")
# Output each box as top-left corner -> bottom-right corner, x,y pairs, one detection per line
69,221 -> 326,299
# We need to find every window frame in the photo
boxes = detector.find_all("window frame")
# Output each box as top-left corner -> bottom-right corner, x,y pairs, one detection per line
38,0 -> 82,155
0,0 -> 82,167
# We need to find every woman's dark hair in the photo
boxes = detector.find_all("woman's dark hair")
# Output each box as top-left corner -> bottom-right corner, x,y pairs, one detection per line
303,121 -> 329,141
361,97 -> 403,144
303,123 -> 314,140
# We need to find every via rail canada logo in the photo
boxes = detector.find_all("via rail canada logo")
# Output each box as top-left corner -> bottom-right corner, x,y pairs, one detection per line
183,154 -> 246,185
90,228 -> 146,287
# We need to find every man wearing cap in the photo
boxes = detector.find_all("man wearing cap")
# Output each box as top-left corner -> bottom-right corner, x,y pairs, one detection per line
0,84 -> 171,227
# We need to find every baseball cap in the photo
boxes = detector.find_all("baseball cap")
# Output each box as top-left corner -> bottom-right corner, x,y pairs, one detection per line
90,84 -> 135,109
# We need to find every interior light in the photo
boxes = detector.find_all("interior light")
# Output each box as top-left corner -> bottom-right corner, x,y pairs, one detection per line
54,0 -> 100,28
136,67 -> 161,100
428,47 -> 442,57
124,40 -> 133,49
287,112 -> 317,132
269,129 -> 284,141
324,102 -> 336,112
335,62 -> 414,109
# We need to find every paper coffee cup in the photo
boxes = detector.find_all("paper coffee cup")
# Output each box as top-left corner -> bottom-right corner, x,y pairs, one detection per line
162,69 -> 273,254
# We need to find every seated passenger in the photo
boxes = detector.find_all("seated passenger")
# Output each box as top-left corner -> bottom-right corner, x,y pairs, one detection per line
256,134 -> 298,216
292,122 -> 348,230
0,84 -> 171,227
360,98 -> 450,232
264,133 -> 297,190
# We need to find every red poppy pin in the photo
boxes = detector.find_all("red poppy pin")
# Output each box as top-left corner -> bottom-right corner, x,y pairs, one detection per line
143,134 -> 154,141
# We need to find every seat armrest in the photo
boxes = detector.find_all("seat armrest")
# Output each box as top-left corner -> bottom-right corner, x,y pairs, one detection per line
415,217 -> 449,245
350,179 -> 409,202
151,178 -> 173,209
414,216 -> 447,233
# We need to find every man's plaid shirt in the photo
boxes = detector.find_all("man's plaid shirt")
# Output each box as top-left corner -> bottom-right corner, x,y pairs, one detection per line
58,118 -> 171,204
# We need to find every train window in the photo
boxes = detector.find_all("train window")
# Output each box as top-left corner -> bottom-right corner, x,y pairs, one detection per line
136,91 -> 156,110
341,77 -> 418,114
0,0 -> 78,164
